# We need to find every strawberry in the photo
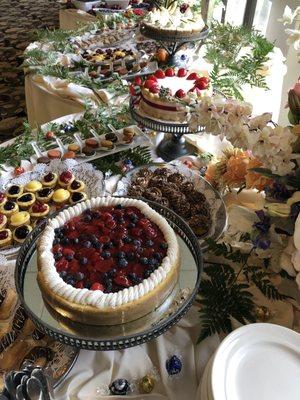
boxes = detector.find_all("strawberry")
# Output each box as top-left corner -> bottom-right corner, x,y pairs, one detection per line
134,76 -> 142,85
45,131 -> 55,140
154,69 -> 165,79
149,84 -> 160,94
99,235 -> 110,244
165,68 -> 175,77
187,72 -> 199,80
75,281 -> 84,289
14,166 -> 25,176
106,219 -> 116,230
91,282 -> 104,291
114,274 -> 130,287
55,258 -> 68,272
129,84 -> 136,96
62,248 -> 75,257
69,260 -> 80,273
94,259 -> 114,272
175,89 -> 186,98
148,75 -> 158,82
131,227 -> 143,237
177,68 -> 187,77
195,77 -> 209,89
144,79 -> 156,89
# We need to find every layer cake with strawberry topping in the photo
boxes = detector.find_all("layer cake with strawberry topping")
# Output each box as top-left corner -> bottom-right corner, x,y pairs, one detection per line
135,67 -> 211,122
37,197 -> 180,325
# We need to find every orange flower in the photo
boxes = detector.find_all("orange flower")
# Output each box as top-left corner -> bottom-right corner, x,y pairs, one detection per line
245,158 -> 273,191
205,162 -> 217,186
222,151 -> 250,187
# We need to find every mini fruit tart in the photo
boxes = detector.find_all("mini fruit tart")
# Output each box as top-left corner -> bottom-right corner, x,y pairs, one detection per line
69,191 -> 87,205
0,192 -> 7,207
53,188 -> 70,205
100,139 -> 114,150
36,187 -> 54,203
6,184 -> 23,199
30,201 -> 50,218
0,213 -> 7,229
13,225 -> 33,244
105,132 -> 118,143
17,193 -> 36,210
1,201 -> 19,216
41,172 -> 58,188
85,138 -> 99,149
58,171 -> 74,188
0,229 -> 12,248
67,179 -> 86,193
10,211 -> 30,228
68,143 -> 81,154
24,180 -> 43,193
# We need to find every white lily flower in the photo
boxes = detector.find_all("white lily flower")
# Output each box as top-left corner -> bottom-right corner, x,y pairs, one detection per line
285,28 -> 300,51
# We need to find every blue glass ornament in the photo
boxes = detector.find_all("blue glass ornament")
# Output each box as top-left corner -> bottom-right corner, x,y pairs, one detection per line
109,378 -> 130,395
166,355 -> 182,376
123,159 -> 133,166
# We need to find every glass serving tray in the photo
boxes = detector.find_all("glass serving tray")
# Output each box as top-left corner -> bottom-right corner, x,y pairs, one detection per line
15,200 -> 202,351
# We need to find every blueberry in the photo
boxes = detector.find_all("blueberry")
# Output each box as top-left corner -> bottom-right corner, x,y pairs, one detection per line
54,228 -> 61,235
140,257 -> 148,265
80,257 -> 88,265
59,271 -> 67,279
130,214 -> 138,223
118,258 -> 128,268
118,218 -> 125,224
104,279 -> 113,293
123,236 -> 132,243
116,251 -> 126,259
75,272 -> 85,281
61,237 -> 69,245
123,159 -> 132,166
160,242 -> 168,250
92,211 -> 101,219
154,252 -> 163,260
116,204 -> 123,209
127,252 -> 135,261
84,214 -> 92,222
73,237 -> 79,245
102,251 -> 111,259
54,252 -> 62,260
66,275 -> 75,285
53,238 -> 60,245
85,281 -> 91,289
133,239 -> 141,247
108,268 -> 117,277
146,240 -> 154,247
128,272 -> 142,284
65,254 -> 74,261
103,241 -> 113,250
128,222 -> 136,228
93,241 -> 102,250
143,269 -> 152,278
84,240 -> 91,248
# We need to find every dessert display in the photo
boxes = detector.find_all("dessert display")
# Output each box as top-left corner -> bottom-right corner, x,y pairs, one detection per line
82,47 -> 138,65
135,67 -> 211,122
141,1 -> 205,38
127,167 -> 212,237
0,171 -> 88,250
37,196 -> 180,325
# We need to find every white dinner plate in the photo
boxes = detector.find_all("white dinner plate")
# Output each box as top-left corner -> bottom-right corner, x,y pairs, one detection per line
211,323 -> 300,400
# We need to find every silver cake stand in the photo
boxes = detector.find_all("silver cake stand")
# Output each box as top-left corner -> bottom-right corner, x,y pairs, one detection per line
130,98 -> 204,161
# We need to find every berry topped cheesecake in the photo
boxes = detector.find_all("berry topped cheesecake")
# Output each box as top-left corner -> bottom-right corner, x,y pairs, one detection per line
37,197 -> 180,325
134,67 -> 211,122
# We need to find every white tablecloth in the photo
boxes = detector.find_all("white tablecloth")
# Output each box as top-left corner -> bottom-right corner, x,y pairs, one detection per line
59,9 -> 95,31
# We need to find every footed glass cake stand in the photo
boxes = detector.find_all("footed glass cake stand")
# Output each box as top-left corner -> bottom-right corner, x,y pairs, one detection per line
140,24 -> 209,67
130,99 -> 204,161
15,199 -> 202,351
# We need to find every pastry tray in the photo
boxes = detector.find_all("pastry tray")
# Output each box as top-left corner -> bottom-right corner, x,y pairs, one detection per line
15,199 -> 202,351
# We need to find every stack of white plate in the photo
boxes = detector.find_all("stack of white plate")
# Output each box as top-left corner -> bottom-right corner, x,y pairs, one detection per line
200,323 -> 300,400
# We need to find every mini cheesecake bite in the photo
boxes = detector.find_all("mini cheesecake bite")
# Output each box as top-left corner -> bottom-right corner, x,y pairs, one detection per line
10,211 -> 30,227
36,188 -> 54,203
17,193 -> 36,210
6,185 -> 23,199
1,201 -> 19,216
53,189 -> 70,205
13,225 -> 32,244
0,213 -> 7,229
41,172 -> 58,188
69,191 -> 87,205
24,180 -> 43,193
30,202 -> 50,218
67,180 -> 85,193
0,229 -> 12,247
58,171 -> 74,188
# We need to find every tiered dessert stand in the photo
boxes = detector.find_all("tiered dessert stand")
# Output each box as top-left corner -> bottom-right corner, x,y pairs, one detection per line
15,199 -> 202,351
130,98 -> 204,161
140,23 -> 209,67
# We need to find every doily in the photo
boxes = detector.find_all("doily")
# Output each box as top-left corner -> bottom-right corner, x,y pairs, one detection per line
114,161 -> 227,246
0,159 -> 104,198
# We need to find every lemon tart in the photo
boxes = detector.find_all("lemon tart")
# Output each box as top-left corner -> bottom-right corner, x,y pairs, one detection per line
24,180 -> 43,193
10,211 -> 30,228
53,189 -> 70,205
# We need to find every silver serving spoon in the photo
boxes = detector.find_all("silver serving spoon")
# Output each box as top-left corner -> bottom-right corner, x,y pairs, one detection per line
31,368 -> 53,400
16,384 -> 26,400
26,376 -> 43,400
4,371 -> 15,398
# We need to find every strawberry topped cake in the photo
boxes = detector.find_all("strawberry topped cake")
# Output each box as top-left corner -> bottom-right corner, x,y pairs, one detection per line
37,197 -> 180,325
133,67 -> 211,122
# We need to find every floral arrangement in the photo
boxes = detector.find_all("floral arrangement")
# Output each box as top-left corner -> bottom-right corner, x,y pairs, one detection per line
189,96 -> 296,176
279,6 -> 300,60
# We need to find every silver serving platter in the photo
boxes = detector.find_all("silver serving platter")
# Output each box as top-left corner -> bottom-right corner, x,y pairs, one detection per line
114,162 -> 227,250
15,199 -> 202,351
